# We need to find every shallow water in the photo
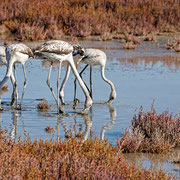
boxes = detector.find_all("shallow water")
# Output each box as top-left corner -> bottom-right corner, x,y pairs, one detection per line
0,34 -> 180,177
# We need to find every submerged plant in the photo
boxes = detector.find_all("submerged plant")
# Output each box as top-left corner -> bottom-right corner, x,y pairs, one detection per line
45,126 -> 54,134
37,101 -> 50,111
166,37 -> 180,52
1,85 -> 8,91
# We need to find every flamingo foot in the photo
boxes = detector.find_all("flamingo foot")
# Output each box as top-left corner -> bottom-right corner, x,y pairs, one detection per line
58,107 -> 65,115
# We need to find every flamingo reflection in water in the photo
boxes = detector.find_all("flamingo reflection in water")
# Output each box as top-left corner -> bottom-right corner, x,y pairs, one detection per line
52,104 -> 116,142
0,110 -> 28,140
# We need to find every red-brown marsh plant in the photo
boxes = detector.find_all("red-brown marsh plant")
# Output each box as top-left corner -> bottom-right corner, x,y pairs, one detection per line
174,45 -> 180,52
124,34 -> 141,45
0,85 -> 8,95
166,37 -> 180,52
122,33 -> 141,50
1,84 -> 8,91
144,34 -> 156,42
118,107 -> 180,153
45,126 -> 54,134
123,42 -> 137,50
0,130 -> 172,179
0,0 -> 179,41
37,101 -> 50,111
171,152 -> 180,164
100,31 -> 113,41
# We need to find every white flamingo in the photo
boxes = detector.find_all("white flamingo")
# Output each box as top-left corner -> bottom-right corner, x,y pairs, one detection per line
60,48 -> 116,105
0,45 -> 17,109
0,43 -> 34,110
35,40 -> 92,114
74,49 -> 116,105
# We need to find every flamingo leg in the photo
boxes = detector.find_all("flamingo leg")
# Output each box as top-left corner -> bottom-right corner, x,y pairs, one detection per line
19,64 -> 27,110
10,71 -> 17,107
90,66 -> 93,99
46,61 -> 58,104
69,56 -> 92,114
13,64 -> 18,109
59,64 -> 71,105
57,61 -> 64,114
73,77 -> 77,106
73,64 -> 89,106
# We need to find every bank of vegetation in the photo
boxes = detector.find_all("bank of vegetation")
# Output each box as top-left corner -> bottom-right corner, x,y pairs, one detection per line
0,0 -> 179,41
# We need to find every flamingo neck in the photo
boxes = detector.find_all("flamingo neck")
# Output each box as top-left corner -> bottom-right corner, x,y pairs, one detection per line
0,57 -> 14,90
68,56 -> 91,98
101,66 -> 116,93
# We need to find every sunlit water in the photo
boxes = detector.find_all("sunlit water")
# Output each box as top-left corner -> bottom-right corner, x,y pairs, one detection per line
0,35 -> 180,178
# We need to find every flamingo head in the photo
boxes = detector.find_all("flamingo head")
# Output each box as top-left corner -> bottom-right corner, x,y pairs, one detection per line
72,44 -> 85,57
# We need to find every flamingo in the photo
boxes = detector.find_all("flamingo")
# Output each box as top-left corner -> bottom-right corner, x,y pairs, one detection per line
0,45 -> 17,109
35,40 -> 92,114
0,43 -> 34,110
74,49 -> 116,105
72,48 -> 116,105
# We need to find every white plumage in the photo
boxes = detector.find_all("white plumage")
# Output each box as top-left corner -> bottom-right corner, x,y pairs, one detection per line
81,49 -> 106,66
0,43 -> 33,110
35,40 -> 92,114
0,45 -> 16,109
80,49 -> 116,103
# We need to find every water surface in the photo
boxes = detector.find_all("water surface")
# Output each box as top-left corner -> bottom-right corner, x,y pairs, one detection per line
0,34 -> 180,177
